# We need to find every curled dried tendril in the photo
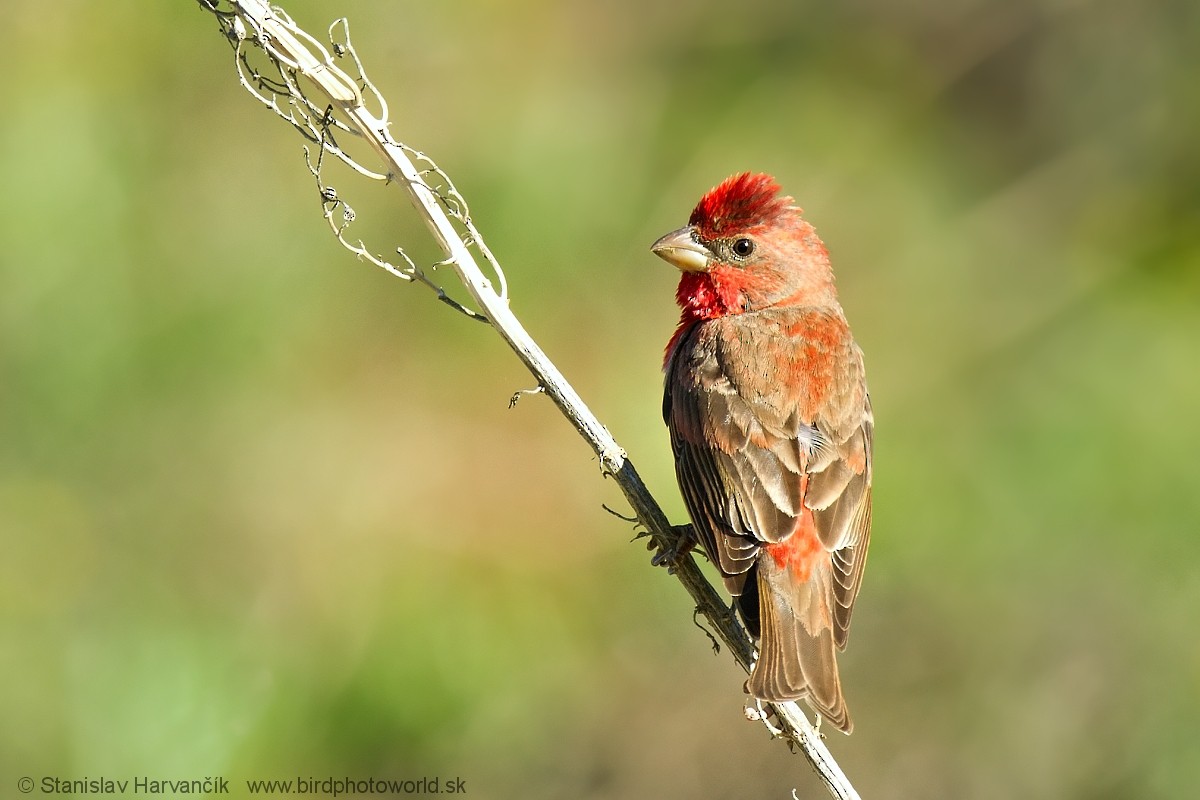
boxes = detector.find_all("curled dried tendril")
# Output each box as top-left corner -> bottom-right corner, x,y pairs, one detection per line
201,0 -> 507,321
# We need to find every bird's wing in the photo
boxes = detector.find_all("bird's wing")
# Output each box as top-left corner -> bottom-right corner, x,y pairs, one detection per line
810,390 -> 872,648
665,319 -> 804,593
664,311 -> 872,645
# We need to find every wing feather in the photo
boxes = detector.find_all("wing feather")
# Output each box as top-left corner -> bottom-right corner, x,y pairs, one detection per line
664,312 -> 872,599
665,307 -> 872,727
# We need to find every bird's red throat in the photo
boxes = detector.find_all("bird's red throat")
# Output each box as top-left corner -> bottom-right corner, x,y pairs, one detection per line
664,270 -> 744,366
675,269 -> 743,321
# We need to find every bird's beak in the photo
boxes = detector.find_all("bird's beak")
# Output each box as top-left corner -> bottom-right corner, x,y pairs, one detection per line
651,226 -> 712,273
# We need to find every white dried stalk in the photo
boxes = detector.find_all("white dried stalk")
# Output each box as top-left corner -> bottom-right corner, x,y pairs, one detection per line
198,2 -> 861,797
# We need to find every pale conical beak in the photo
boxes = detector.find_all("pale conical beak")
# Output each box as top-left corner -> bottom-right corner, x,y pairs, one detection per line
651,226 -> 712,272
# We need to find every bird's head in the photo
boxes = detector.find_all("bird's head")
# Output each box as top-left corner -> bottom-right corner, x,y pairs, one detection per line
652,172 -> 837,321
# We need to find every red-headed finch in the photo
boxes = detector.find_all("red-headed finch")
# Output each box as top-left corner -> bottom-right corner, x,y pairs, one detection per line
653,173 -> 872,733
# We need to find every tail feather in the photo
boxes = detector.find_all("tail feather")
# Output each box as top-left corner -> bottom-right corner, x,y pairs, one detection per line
746,559 -> 852,733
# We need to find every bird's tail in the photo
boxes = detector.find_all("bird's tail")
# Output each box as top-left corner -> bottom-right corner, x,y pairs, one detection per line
747,557 -> 852,733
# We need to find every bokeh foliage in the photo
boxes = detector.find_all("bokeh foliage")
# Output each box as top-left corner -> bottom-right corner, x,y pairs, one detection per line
2,0 -> 1197,797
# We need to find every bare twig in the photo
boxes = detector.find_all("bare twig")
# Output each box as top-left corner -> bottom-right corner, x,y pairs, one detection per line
197,2 -> 861,797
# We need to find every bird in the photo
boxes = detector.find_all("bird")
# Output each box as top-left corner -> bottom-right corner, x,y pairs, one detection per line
652,172 -> 873,733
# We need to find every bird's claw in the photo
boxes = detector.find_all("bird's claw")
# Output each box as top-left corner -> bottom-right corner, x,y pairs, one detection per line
745,699 -> 784,737
649,524 -> 696,573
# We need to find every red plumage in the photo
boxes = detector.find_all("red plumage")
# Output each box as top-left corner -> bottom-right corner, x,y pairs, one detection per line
688,172 -> 792,239
652,173 -> 873,733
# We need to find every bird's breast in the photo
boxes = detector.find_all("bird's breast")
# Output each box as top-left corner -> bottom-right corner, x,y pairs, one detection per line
710,308 -> 856,425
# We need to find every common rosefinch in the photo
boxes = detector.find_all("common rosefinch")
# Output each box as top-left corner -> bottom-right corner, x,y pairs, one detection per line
653,173 -> 873,733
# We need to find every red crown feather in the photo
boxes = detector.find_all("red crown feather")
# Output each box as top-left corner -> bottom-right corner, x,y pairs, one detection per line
688,172 -> 793,239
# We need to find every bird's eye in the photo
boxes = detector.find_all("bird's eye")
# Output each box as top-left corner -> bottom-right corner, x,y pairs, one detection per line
731,238 -> 755,259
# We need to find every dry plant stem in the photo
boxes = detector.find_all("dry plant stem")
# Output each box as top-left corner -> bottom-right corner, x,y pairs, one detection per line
201,2 -> 860,798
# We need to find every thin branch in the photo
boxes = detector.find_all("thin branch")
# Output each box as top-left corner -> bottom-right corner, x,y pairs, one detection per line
197,2 -> 860,797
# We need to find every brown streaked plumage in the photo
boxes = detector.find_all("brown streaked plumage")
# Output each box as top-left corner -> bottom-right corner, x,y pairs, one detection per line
653,173 -> 873,733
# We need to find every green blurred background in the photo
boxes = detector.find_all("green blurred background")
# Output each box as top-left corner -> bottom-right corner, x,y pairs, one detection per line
2,0 -> 1198,797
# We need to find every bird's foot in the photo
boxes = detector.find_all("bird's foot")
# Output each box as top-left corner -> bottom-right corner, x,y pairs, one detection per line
650,524 -> 696,574
744,699 -> 784,737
